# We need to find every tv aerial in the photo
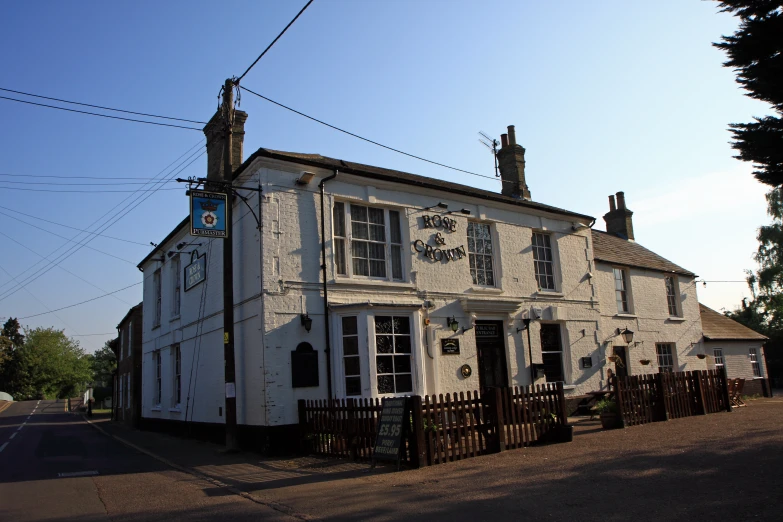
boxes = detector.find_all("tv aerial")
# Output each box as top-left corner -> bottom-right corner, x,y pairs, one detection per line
478,131 -> 500,177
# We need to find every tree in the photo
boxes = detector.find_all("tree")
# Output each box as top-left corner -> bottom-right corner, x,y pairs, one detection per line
0,318 -> 25,389
5,328 -> 93,400
714,1 -> 783,186
2,318 -> 25,347
90,340 -> 117,387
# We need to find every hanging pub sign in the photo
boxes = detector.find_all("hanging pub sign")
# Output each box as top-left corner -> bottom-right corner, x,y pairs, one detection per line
190,190 -> 228,238
184,250 -> 206,292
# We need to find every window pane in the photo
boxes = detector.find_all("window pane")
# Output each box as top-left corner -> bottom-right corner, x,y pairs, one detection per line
333,202 -> 345,236
351,204 -> 367,222
395,335 -> 411,354
389,211 -> 401,243
391,245 -> 402,280
377,356 -> 394,374
368,207 -> 385,225
344,357 -> 360,376
375,316 -> 393,333
346,376 -> 361,396
352,240 -> 368,259
343,336 -> 359,356
395,374 -> 413,393
335,239 -> 346,275
377,375 -> 394,394
353,258 -> 369,276
370,260 -> 386,278
392,317 -> 410,334
352,221 -> 369,240
370,224 -> 385,241
542,352 -> 564,382
394,355 -> 411,373
376,335 -> 394,353
342,316 -> 358,335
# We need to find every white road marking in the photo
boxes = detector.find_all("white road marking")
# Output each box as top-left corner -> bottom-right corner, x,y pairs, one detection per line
16,426 -> 22,431
37,400 -> 40,405
9,432 -> 16,439
0,443 -> 7,453
58,470 -> 98,478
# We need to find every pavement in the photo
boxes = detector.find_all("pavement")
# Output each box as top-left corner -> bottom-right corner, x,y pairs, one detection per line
80,396 -> 783,521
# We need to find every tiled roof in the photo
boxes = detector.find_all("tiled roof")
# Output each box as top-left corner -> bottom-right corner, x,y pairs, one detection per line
591,230 -> 696,277
699,304 -> 768,341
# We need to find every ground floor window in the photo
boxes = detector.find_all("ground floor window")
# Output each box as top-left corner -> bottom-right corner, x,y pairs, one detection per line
118,375 -> 124,408
749,348 -> 762,377
334,310 -> 419,398
656,343 -> 675,373
713,348 -> 724,371
154,350 -> 162,406
539,324 -> 565,383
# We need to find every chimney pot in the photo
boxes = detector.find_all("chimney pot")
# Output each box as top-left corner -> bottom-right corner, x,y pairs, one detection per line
616,191 -> 626,210
608,195 -> 616,211
507,125 -> 516,146
500,134 -> 509,148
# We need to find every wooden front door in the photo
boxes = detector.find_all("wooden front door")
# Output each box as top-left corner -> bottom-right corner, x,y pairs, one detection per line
475,321 -> 508,389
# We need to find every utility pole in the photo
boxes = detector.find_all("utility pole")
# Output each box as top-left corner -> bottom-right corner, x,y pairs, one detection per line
222,78 -> 238,451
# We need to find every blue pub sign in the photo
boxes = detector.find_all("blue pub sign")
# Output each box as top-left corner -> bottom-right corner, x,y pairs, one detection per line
190,190 -> 228,238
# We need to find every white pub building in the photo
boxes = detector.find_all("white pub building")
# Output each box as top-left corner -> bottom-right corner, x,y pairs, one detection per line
138,111 -> 712,450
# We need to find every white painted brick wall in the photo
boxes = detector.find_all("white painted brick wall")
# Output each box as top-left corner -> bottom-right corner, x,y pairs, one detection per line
706,341 -> 768,381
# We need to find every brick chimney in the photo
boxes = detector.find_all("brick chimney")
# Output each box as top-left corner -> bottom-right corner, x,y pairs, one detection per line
203,109 -> 248,181
496,125 -> 530,200
603,191 -> 635,240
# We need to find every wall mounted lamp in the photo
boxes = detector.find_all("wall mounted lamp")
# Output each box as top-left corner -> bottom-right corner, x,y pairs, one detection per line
296,171 -> 315,185
447,316 -> 460,333
616,327 -> 634,344
177,241 -> 203,250
300,313 -> 313,333
447,208 -> 471,215
424,202 -> 449,211
517,317 -> 532,333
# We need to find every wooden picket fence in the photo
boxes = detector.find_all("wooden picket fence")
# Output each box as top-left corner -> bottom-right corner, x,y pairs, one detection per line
613,369 -> 730,427
299,382 -> 569,468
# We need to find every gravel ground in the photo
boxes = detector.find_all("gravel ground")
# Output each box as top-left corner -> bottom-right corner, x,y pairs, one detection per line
258,397 -> 783,521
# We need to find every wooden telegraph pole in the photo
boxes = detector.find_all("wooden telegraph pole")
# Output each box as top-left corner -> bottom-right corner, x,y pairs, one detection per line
222,78 -> 238,451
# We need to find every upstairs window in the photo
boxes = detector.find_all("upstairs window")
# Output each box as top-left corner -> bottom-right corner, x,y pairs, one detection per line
153,269 -> 162,327
173,345 -> 182,406
467,222 -> 495,286
154,350 -> 162,406
665,276 -> 679,317
656,343 -> 675,373
614,268 -> 630,313
532,232 -> 556,291
333,202 -> 403,281
172,256 -> 181,318
749,348 -> 762,377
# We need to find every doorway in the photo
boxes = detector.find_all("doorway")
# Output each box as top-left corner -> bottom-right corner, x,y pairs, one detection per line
613,346 -> 629,378
475,320 -> 508,389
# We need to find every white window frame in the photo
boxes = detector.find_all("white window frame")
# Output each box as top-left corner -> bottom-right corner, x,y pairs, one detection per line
665,275 -> 681,317
172,345 -> 182,407
153,269 -> 162,327
333,202 -> 405,282
532,232 -> 558,291
332,309 -> 423,399
656,343 -> 676,373
467,221 -> 496,287
749,348 -> 762,377
171,256 -> 181,318
154,350 -> 162,406
539,323 -> 567,383
613,267 -> 632,314
713,348 -> 724,370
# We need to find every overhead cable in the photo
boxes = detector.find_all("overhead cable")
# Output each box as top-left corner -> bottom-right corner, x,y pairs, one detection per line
0,87 -> 207,124
17,281 -> 142,319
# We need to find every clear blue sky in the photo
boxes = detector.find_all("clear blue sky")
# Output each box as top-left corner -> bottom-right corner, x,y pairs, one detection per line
0,1 -> 770,353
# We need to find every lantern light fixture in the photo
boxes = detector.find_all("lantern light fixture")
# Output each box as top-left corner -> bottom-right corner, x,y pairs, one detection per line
300,313 -> 313,333
617,327 -> 634,344
447,316 -> 460,333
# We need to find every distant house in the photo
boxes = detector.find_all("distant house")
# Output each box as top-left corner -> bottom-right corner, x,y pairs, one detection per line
699,303 -> 771,397
113,303 -> 143,426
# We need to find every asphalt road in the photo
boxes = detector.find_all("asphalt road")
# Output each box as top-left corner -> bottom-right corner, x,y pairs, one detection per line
0,400 -> 292,521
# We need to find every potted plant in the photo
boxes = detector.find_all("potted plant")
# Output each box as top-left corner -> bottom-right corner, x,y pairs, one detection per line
594,398 -> 623,429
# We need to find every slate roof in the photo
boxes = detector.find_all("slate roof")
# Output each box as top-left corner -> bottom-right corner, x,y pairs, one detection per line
699,304 -> 768,341
591,230 -> 696,277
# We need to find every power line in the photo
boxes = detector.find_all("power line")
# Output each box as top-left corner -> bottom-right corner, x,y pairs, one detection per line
17,282 -> 142,319
239,86 -> 502,184
236,0 -> 316,83
0,205 -> 149,246
0,173 -> 172,180
0,185 -> 183,193
0,179 -> 178,186
71,332 -> 116,337
0,95 -> 202,131
0,143 -> 205,302
0,87 -> 207,125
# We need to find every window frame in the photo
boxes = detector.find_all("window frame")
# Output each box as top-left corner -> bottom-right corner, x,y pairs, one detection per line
153,269 -> 162,327
154,350 -> 162,407
749,348 -> 762,377
467,221 -> 497,287
664,275 -> 681,317
531,232 -> 558,291
172,345 -> 182,407
332,309 -> 422,399
539,323 -> 566,383
332,201 -> 405,282
656,343 -> 676,373
613,267 -> 632,314
126,373 -> 131,410
713,348 -> 724,370
171,255 -> 181,318
118,374 -> 124,408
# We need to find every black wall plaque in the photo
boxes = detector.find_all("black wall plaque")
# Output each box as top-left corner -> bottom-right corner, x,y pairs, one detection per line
581,356 -> 593,368
373,397 -> 410,466
475,323 -> 499,338
441,338 -> 460,355
291,342 -> 319,388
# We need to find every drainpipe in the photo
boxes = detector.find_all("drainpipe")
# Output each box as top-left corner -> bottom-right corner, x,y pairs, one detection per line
320,170 -> 338,399
257,178 -> 268,426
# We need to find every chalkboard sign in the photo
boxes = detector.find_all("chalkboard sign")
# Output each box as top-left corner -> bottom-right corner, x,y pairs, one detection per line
291,342 -> 319,388
441,338 -> 460,355
372,397 -> 410,467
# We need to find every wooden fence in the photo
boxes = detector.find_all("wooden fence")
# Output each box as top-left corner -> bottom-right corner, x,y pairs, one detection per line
299,382 -> 568,468
613,369 -> 730,427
